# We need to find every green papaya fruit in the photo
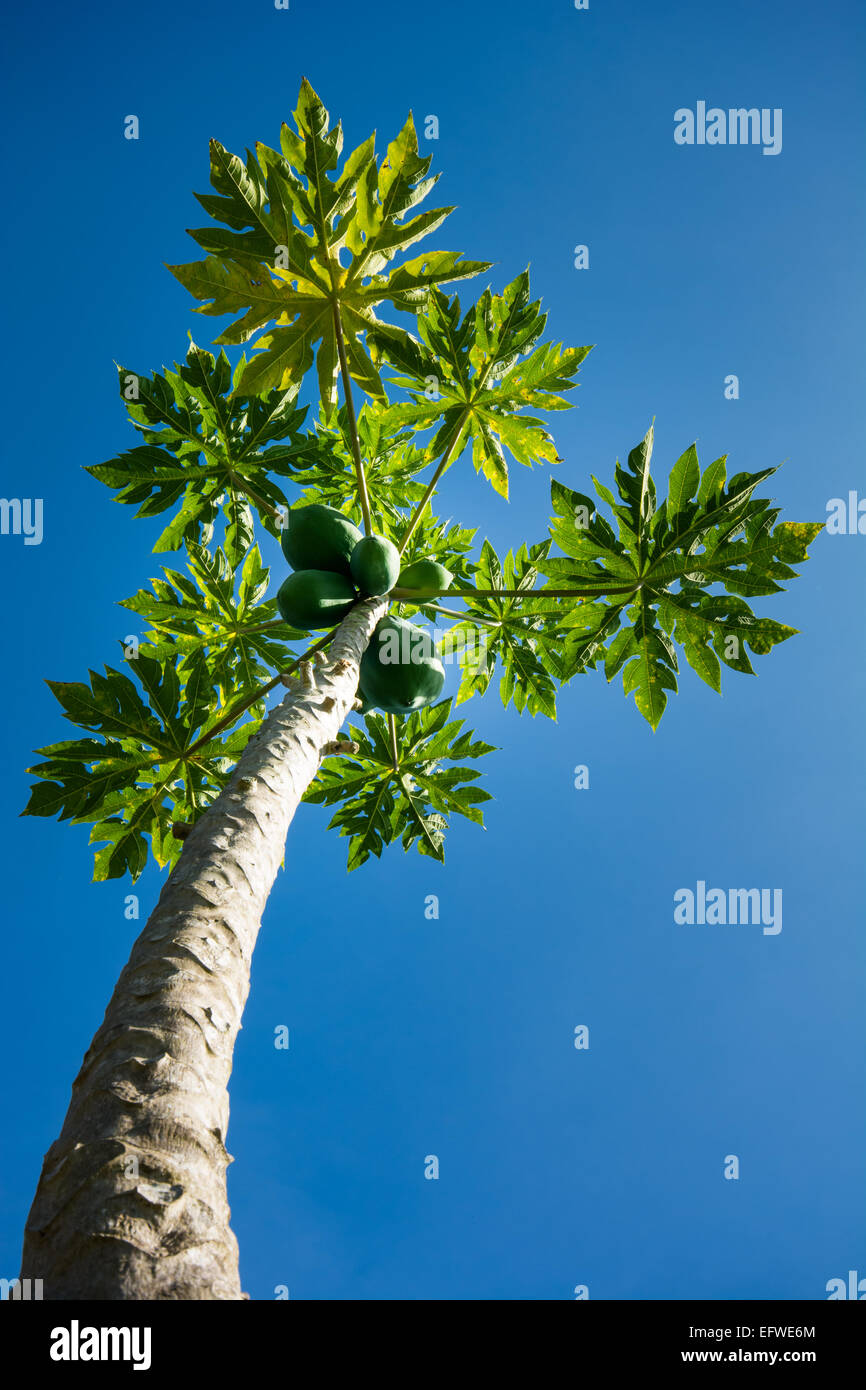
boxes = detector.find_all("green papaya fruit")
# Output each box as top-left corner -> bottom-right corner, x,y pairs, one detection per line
276,569 -> 357,631
359,615 -> 446,715
280,504 -> 362,577
350,534 -> 401,597
396,557 -> 454,598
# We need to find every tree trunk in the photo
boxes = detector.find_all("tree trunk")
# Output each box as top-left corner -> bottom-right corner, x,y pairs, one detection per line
20,597 -> 386,1300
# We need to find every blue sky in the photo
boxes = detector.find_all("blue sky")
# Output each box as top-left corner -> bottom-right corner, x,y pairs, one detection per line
1,0 -> 863,1299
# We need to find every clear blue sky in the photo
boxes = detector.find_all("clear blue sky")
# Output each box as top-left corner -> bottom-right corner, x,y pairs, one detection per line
1,0 -> 863,1300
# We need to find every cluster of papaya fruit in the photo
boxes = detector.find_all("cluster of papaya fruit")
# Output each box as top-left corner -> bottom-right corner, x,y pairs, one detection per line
276,505 -> 454,717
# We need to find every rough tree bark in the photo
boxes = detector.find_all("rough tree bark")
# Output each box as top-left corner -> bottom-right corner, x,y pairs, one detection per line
20,596 -> 386,1300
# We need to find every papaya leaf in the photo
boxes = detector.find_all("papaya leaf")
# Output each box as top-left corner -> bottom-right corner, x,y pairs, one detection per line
395,514 -> 478,617
285,400 -> 431,526
22,654 -> 263,882
169,80 -> 489,403
88,341 -> 311,560
614,595 -> 679,730
436,540 -> 563,718
539,434 -> 822,727
612,425 -> 656,559
303,703 -> 495,869
369,275 -> 592,498
119,543 -> 303,702
543,477 -> 640,584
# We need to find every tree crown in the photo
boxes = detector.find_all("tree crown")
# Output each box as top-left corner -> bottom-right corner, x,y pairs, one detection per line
23,81 -> 821,876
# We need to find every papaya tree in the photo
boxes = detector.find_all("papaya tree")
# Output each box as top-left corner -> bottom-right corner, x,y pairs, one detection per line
19,81 -> 821,1301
